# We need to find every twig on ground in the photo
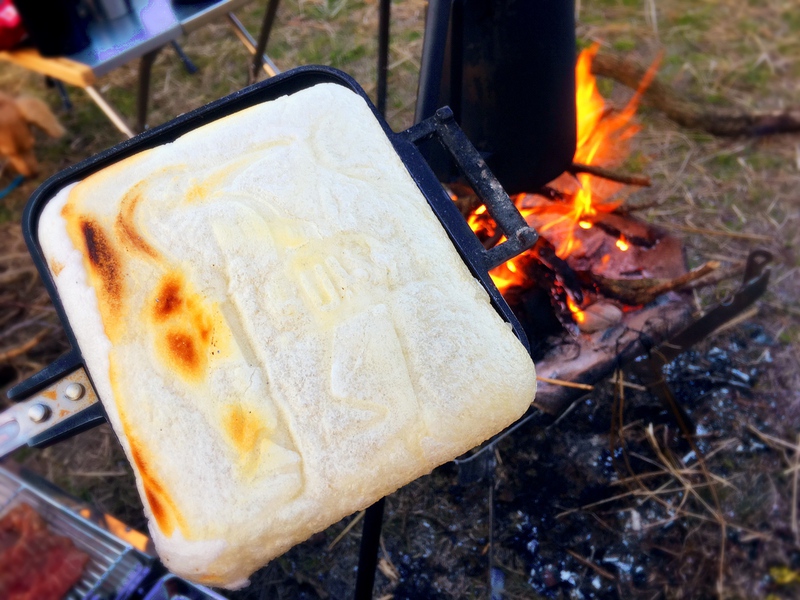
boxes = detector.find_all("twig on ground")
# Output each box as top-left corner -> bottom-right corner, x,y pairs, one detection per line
327,510 -> 365,551
567,549 -> 617,581
706,306 -> 759,339
568,162 -> 652,187
608,372 -> 647,391
0,329 -> 49,363
536,376 -> 594,391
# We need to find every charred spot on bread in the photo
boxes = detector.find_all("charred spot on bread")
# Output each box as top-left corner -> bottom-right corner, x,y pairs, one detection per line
129,438 -> 186,538
79,219 -> 124,320
149,274 -> 227,381
153,275 -> 183,321
165,330 -> 200,374
116,188 -> 159,259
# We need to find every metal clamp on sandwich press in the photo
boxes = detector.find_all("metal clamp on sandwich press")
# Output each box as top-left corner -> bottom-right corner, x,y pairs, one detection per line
403,107 -> 540,271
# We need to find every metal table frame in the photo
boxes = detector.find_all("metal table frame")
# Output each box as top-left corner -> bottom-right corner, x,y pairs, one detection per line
0,0 -> 281,138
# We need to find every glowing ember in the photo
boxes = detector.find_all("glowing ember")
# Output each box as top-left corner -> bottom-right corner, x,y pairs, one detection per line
578,220 -> 593,230
566,295 -> 586,324
616,237 -> 630,252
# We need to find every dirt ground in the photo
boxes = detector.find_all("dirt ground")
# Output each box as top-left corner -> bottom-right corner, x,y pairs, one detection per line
0,0 -> 798,598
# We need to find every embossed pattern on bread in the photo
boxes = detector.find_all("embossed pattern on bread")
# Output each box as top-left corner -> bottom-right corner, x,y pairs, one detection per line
38,83 -> 536,588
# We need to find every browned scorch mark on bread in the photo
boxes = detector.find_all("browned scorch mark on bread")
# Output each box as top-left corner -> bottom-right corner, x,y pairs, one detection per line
49,259 -> 63,276
224,405 -> 268,455
116,186 -> 159,259
165,330 -> 201,375
152,274 -> 184,321
74,218 -> 126,340
127,435 -> 188,538
150,272 -> 230,383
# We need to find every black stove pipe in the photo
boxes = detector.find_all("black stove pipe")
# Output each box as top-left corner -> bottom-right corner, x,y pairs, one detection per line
415,0 -> 577,195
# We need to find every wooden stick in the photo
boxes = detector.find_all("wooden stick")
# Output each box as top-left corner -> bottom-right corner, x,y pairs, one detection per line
536,376 -> 594,391
591,50 -> 800,137
569,162 -> 651,187
686,260 -> 746,290
0,330 -> 49,363
593,261 -> 719,306
566,549 -> 617,581
327,510 -> 365,551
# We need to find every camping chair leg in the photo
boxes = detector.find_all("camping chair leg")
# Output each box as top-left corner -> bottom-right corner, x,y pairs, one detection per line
354,498 -> 385,600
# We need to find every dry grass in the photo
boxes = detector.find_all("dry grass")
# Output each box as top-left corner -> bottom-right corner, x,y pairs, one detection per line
0,0 -> 798,598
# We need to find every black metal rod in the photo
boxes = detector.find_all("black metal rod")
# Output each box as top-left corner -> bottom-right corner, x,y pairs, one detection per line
354,498 -> 385,600
376,0 -> 391,116
250,0 -> 281,83
414,0 -> 451,124
137,47 -> 162,133
449,0 -> 463,124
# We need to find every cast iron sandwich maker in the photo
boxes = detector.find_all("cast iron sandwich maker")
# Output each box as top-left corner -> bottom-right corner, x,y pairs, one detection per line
0,66 -> 539,457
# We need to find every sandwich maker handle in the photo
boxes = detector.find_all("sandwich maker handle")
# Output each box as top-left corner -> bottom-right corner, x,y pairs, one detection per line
402,106 -> 539,271
7,349 -> 83,401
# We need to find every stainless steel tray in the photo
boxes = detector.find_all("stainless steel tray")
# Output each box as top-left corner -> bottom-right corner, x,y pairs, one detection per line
0,464 -> 152,599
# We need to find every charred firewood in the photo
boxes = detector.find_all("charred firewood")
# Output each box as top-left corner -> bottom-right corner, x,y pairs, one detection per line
592,50 -> 800,137
589,261 -> 719,306
534,239 -> 583,304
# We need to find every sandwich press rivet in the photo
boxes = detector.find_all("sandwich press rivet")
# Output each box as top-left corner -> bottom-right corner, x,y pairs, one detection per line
65,383 -> 85,401
28,404 -> 50,423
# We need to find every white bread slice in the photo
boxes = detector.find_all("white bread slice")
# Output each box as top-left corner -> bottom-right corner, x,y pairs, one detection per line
37,83 -> 536,588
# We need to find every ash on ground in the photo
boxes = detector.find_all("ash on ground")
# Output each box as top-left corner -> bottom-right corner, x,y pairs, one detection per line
230,320 -> 800,600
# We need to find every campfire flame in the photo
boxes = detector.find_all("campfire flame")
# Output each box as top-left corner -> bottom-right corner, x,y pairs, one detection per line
464,44 -> 660,299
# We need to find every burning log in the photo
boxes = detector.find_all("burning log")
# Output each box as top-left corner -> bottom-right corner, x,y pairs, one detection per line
591,49 -> 800,137
588,261 -> 720,306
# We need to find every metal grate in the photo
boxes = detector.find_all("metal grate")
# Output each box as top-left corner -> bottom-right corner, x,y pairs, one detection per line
0,465 -> 150,599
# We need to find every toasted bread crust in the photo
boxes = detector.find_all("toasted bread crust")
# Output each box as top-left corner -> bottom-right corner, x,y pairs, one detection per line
38,84 -> 536,588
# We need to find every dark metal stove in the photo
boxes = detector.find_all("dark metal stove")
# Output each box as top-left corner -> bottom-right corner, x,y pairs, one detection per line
415,0 -> 577,194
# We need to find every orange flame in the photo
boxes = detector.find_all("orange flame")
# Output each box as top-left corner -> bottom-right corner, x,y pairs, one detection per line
557,44 -> 661,257
461,45 -> 660,294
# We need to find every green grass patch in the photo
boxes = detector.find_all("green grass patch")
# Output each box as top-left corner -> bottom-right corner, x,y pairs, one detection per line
612,37 -> 637,52
740,65 -> 772,89
784,11 -> 800,32
671,9 -> 711,31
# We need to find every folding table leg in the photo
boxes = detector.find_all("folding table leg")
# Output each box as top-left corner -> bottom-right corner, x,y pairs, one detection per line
137,47 -> 163,133
83,86 -> 135,139
227,13 -> 280,80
